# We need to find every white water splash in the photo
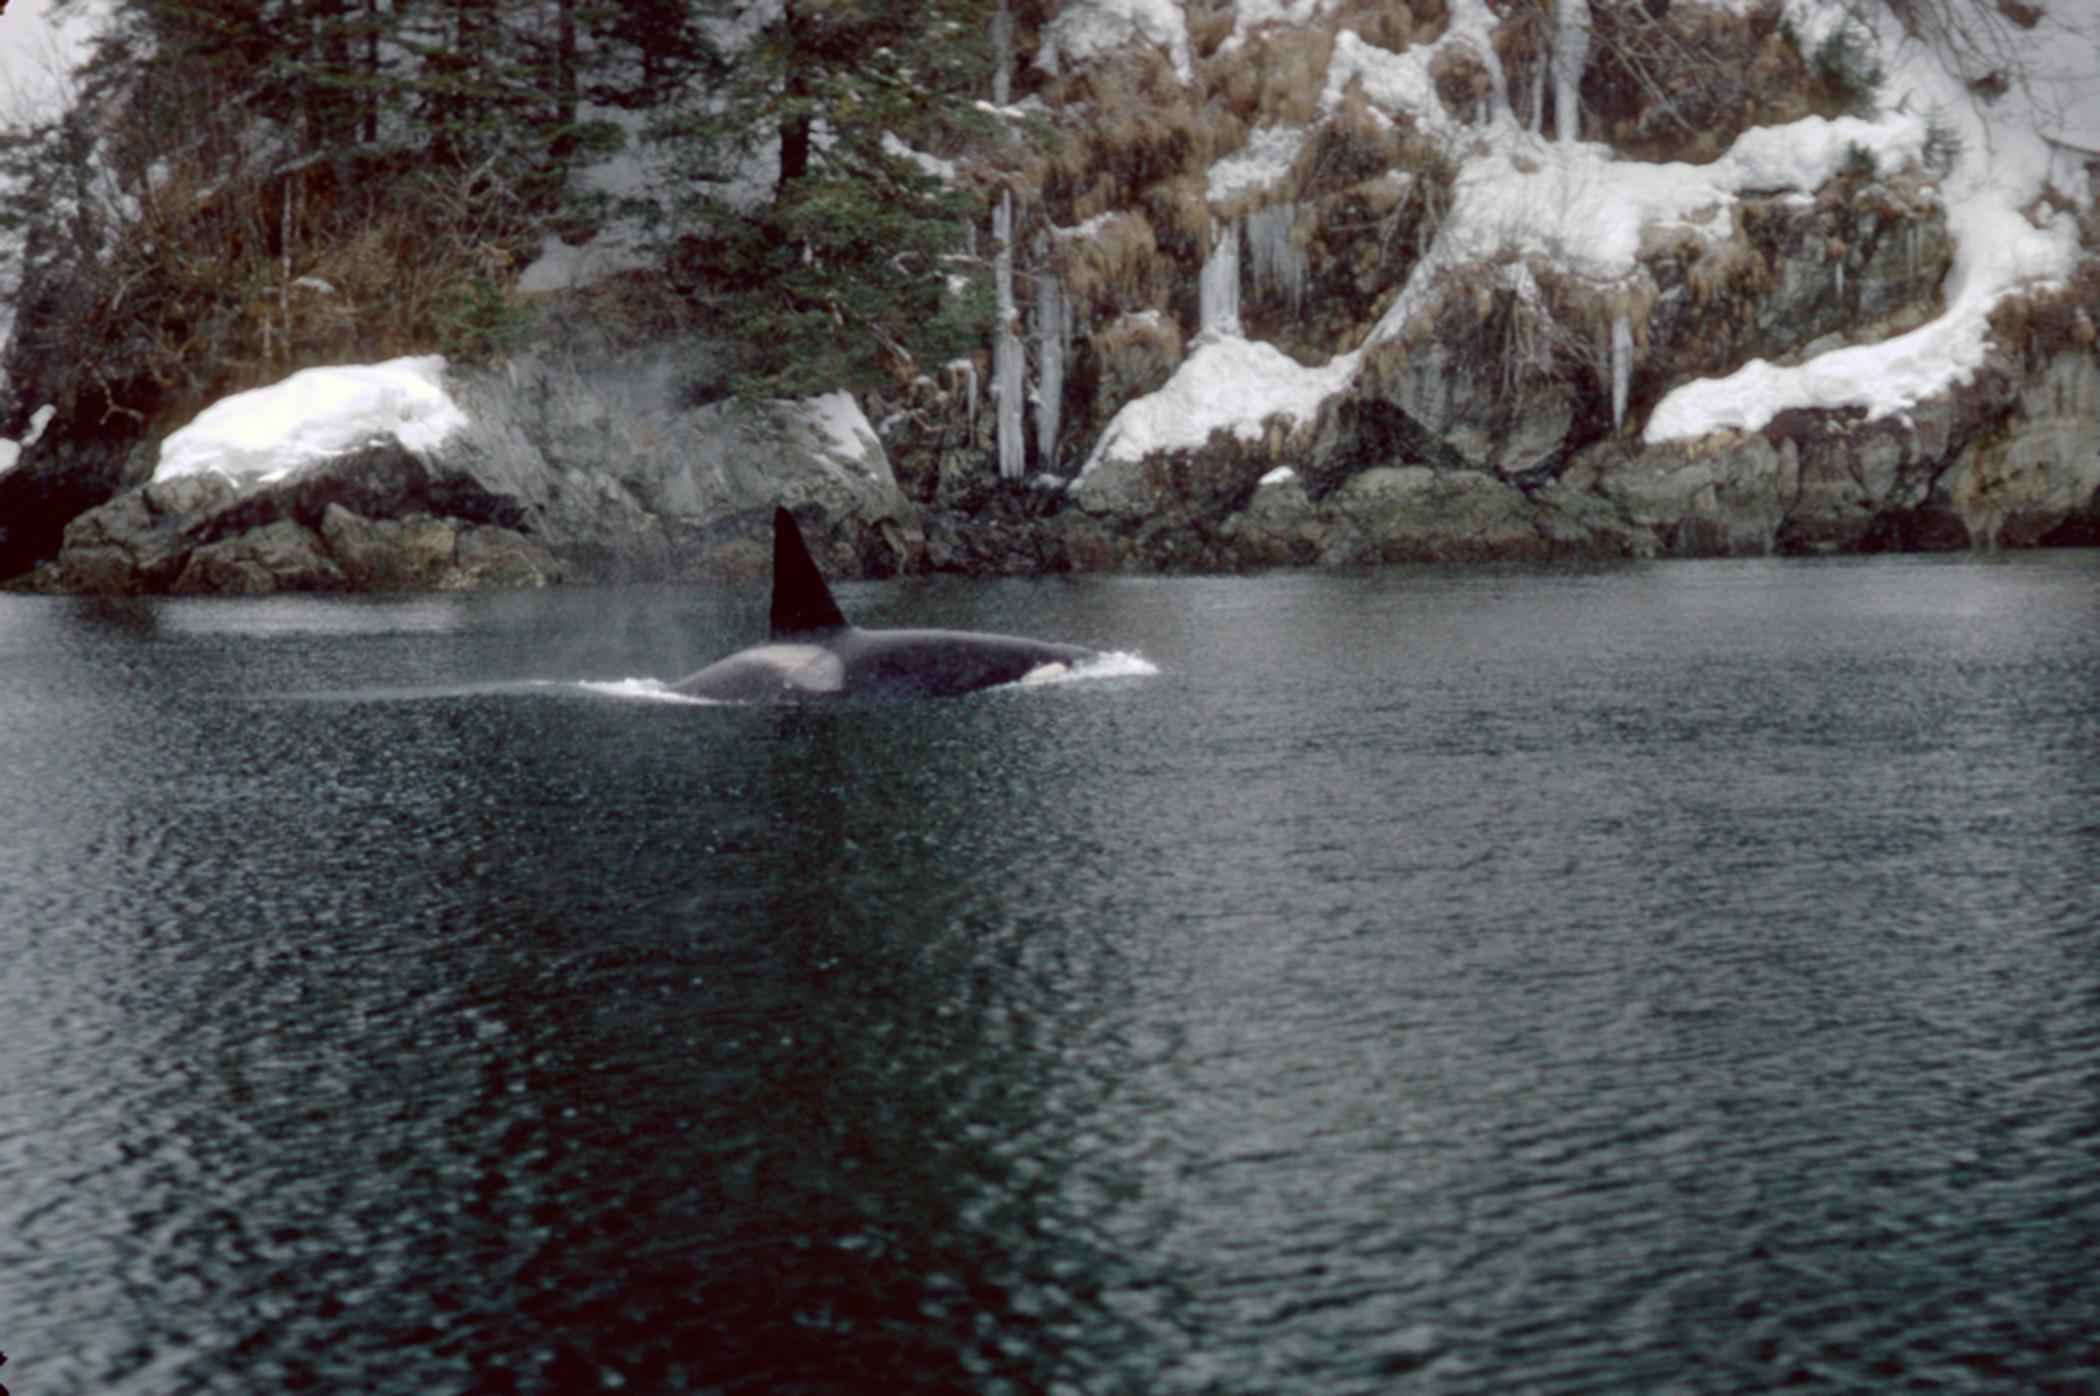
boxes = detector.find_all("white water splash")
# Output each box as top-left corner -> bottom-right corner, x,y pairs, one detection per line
574,651 -> 1159,704
1008,650 -> 1162,688
576,677 -> 725,706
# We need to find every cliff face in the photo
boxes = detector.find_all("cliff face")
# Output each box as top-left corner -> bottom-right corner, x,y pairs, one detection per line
899,0 -> 2100,572
8,0 -> 2099,592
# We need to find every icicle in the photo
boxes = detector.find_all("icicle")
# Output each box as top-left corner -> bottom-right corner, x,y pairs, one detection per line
1475,30 -> 1513,127
1199,218 -> 1242,336
993,0 -> 1012,107
1835,253 -> 1845,304
1245,203 -> 1307,318
1610,310 -> 1632,431
1553,0 -> 1590,144
948,358 -> 978,425
1033,268 -> 1068,471
994,190 -> 1024,480
987,0 -> 1022,480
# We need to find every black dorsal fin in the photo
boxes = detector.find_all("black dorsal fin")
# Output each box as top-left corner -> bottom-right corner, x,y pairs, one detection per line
770,506 -> 850,638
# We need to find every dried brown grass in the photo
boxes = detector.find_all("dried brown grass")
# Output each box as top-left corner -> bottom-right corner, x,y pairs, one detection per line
18,75 -> 543,438
1050,212 -> 1172,319
1039,49 -> 1224,228
1206,25 -> 1336,126
1985,259 -> 2100,367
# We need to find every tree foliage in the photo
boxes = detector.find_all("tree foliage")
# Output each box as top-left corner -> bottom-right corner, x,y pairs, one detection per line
1,0 -> 1012,442
0,0 -> 710,435
642,0 -> 1000,401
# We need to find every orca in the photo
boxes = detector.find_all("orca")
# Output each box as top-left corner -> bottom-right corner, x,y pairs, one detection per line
670,507 -> 1099,702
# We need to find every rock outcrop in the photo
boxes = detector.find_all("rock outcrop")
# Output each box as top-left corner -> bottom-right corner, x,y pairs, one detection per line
0,426 -> 153,585
55,448 -> 564,595
448,351 -> 922,583
43,355 -> 922,595
878,0 -> 2096,574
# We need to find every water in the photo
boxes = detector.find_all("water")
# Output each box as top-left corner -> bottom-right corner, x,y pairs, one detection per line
3,553 -> 2098,1394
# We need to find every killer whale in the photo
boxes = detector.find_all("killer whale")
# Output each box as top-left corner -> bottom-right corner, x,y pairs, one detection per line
670,507 -> 1099,702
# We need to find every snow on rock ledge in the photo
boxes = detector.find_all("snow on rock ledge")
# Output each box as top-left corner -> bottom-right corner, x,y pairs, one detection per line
1078,334 -> 1355,476
1035,0 -> 1192,83
154,356 -> 469,486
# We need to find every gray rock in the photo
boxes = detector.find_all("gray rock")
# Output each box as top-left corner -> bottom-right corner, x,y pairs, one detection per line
320,506 -> 461,590
58,474 -> 240,593
1951,351 -> 2100,548
453,525 -> 563,589
459,358 -> 922,581
1571,434 -> 1793,557
1,430 -> 157,581
46,364 -> 921,592
1355,305 -> 1580,479
1327,466 -> 1548,562
1219,471 -> 1324,567
172,519 -> 344,594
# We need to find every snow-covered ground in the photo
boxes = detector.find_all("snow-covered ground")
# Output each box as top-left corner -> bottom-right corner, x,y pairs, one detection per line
1077,0 -> 2100,474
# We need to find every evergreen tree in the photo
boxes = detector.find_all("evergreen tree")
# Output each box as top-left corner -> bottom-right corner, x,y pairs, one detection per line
644,0 -> 1000,400
1,0 -> 701,432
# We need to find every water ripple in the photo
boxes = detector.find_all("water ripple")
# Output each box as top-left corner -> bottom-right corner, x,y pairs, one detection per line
4,558 -> 2099,1393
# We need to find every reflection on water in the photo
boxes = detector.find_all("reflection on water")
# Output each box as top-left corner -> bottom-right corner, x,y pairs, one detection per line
2,553 -> 2099,1393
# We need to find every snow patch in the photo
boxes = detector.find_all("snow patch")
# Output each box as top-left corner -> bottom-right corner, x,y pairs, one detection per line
1321,0 -> 1512,134
1052,212 -> 1120,241
881,131 -> 958,185
1321,30 -> 1443,130
1220,0 -> 1342,53
1036,0 -> 1192,83
1643,193 -> 2079,441
1207,125 -> 1307,205
0,403 -> 57,478
800,390 -> 879,469
1081,335 -> 1355,471
514,104 -> 658,293
1727,115 -> 1925,193
517,231 -> 654,295
153,356 -> 469,486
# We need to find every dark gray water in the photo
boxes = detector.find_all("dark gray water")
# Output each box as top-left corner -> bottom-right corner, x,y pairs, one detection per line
3,552 -> 2098,1395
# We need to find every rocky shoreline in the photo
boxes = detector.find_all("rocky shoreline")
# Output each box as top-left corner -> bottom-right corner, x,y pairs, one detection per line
7,331 -> 2095,598
9,0 -> 2100,596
